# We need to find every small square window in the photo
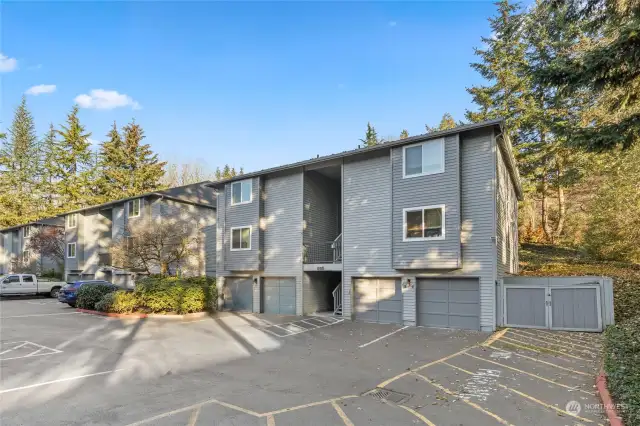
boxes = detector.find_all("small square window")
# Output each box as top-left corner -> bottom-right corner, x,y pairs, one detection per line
231,226 -> 251,250
403,138 -> 444,178
67,243 -> 76,258
128,199 -> 141,217
22,250 -> 30,262
67,214 -> 77,228
231,180 -> 252,205
403,205 -> 445,241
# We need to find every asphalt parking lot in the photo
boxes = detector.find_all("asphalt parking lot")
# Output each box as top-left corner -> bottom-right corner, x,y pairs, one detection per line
1,297 -> 605,425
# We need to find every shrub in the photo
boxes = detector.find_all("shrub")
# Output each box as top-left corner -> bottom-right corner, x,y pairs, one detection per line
604,318 -> 640,426
95,292 -> 114,312
133,277 -> 217,314
96,291 -> 138,313
76,284 -> 117,310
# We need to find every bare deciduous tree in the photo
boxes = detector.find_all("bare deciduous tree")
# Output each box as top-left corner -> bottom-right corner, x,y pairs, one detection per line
25,226 -> 65,269
110,218 -> 200,276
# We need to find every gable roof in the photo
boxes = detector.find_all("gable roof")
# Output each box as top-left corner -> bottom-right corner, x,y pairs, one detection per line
62,181 -> 216,215
0,216 -> 65,233
206,118 -> 523,200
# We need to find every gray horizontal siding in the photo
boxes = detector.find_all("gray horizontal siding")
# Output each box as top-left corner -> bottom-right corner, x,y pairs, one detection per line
496,146 -> 518,277
343,154 -> 396,317
160,182 -> 216,207
392,135 -> 461,269
223,177 -> 261,271
263,173 -> 303,315
303,171 -> 340,246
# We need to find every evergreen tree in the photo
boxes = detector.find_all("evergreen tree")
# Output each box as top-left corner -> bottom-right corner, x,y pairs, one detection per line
120,119 -> 166,196
54,105 -> 94,208
400,129 -> 409,139
426,113 -> 459,133
98,122 -> 127,199
39,124 -> 60,213
214,164 -> 240,180
0,97 -> 40,225
359,122 -> 380,147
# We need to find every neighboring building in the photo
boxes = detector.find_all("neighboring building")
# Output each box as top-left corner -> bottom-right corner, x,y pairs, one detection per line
0,217 -> 65,275
208,119 -> 522,332
62,182 -> 217,286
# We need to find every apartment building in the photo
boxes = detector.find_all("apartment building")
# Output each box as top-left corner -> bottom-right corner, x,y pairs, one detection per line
208,119 -> 521,332
0,217 -> 65,275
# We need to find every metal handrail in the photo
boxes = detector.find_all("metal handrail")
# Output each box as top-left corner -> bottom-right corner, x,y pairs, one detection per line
331,233 -> 342,262
303,234 -> 342,264
332,282 -> 342,315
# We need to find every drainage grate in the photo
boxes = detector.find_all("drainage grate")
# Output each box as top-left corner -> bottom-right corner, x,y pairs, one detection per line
364,387 -> 412,404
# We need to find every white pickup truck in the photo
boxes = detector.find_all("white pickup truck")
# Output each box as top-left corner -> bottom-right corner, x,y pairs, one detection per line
0,274 -> 66,298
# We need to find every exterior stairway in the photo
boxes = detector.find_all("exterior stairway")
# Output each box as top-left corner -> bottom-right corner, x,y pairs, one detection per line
332,282 -> 342,315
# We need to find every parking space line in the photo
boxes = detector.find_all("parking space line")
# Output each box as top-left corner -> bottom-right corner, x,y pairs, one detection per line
509,329 -> 599,350
413,372 -> 514,426
500,336 -> 591,361
486,344 -> 592,376
482,327 -> 509,346
533,329 -> 599,344
331,401 -> 355,426
441,362 -> 594,423
0,342 -> 28,355
0,368 -> 126,394
261,395 -> 358,417
187,406 -> 201,426
506,331 -> 597,354
398,405 -> 437,426
0,312 -> 79,319
359,326 -> 408,348
271,324 -> 294,334
266,414 -> 275,426
463,352 -> 591,394
126,400 -> 212,426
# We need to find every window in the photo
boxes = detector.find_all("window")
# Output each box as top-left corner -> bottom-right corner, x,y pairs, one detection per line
67,243 -> 76,258
403,205 -> 445,241
128,199 -> 141,217
403,138 -> 445,178
231,226 -> 251,250
22,275 -> 33,283
4,275 -> 20,283
23,226 -> 31,238
22,250 -> 30,263
231,180 -> 252,205
67,214 -> 77,228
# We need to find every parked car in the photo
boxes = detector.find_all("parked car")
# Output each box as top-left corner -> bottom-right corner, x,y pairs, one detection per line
0,274 -> 66,298
58,280 -> 116,307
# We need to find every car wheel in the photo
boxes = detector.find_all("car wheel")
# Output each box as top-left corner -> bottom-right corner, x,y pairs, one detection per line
68,303 -> 76,308
50,287 -> 61,298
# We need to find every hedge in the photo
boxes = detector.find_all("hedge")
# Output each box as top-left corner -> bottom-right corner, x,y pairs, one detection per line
76,284 -> 117,310
95,277 -> 217,315
604,317 -> 640,426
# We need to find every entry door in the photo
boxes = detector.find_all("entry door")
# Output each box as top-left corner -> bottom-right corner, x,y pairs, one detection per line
263,278 -> 296,315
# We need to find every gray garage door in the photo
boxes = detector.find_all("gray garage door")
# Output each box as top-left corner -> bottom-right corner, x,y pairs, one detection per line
66,274 -> 80,283
551,287 -> 601,331
224,277 -> 253,311
417,279 -> 480,330
353,278 -> 402,324
263,278 -> 296,315
505,287 -> 547,328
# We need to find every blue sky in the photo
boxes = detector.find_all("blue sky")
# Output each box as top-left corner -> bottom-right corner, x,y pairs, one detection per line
1,1 -> 498,174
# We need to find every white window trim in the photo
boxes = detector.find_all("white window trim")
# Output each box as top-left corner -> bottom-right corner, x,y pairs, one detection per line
23,226 -> 30,238
230,226 -> 252,251
67,214 -> 77,229
402,204 -> 446,242
230,180 -> 253,206
402,138 -> 445,179
128,199 -> 141,218
67,243 -> 76,258
22,250 -> 30,262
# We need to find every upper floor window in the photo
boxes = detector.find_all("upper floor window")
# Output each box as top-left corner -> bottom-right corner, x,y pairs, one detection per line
231,226 -> 251,250
67,214 -> 78,228
128,199 -> 141,217
403,138 -> 445,178
403,205 -> 445,241
22,250 -> 30,262
23,226 -> 31,238
67,243 -> 76,258
231,180 -> 252,205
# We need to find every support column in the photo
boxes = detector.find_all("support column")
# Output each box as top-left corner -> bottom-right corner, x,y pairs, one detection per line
216,276 -> 225,311
402,276 -> 417,327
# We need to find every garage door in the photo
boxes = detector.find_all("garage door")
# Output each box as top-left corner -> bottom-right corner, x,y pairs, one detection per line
66,274 -> 80,283
223,277 -> 253,311
417,279 -> 480,330
353,278 -> 402,324
263,278 -> 296,315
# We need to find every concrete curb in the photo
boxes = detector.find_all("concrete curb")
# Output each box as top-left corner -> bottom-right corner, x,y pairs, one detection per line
596,369 -> 624,426
76,309 -> 209,321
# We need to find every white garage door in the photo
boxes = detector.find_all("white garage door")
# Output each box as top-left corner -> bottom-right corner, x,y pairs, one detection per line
417,279 -> 480,330
353,278 -> 402,324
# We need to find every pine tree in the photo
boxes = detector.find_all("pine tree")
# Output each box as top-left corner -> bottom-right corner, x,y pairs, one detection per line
98,122 -> 127,199
400,129 -> 409,139
54,105 -> 94,208
0,97 -> 40,225
426,113 -> 459,133
40,124 -> 60,213
214,165 -> 239,180
120,119 -> 166,196
359,122 -> 380,147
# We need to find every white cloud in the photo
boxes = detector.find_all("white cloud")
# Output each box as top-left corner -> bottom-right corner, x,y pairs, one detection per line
388,21 -> 397,27
74,89 -> 141,110
88,138 -> 100,146
0,53 -> 18,72
25,84 -> 57,96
